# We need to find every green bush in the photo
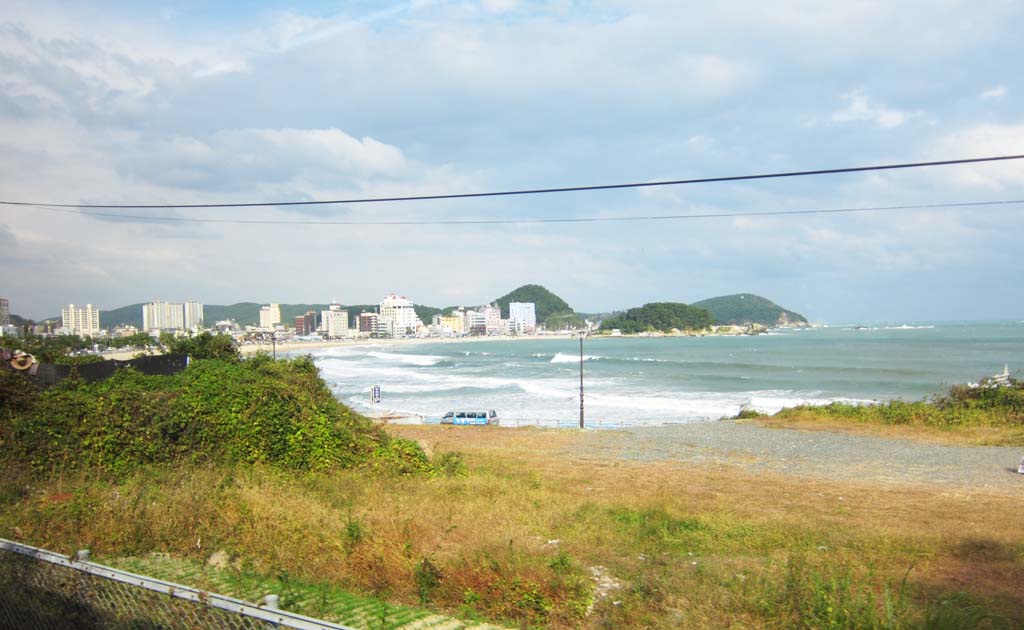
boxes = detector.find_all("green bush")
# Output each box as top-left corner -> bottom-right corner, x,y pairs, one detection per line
0,356 -> 428,476
777,379 -> 1024,430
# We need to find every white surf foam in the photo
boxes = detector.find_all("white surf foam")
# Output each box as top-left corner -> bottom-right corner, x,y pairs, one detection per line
550,352 -> 601,363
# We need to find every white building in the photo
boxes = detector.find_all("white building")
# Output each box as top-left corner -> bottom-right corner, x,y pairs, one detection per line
463,309 -> 486,335
184,301 -> 204,330
379,294 -> 422,337
321,303 -> 349,339
143,301 -> 188,331
482,304 -> 502,336
509,302 -> 537,334
61,303 -> 100,336
259,303 -> 281,328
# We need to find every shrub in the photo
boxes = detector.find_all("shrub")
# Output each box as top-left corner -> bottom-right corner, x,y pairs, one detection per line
1,356 -> 426,476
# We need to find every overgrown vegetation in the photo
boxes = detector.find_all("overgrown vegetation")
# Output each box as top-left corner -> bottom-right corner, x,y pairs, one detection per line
2,360 -> 1021,628
599,302 -> 713,334
0,353 -> 429,475
2,427 -> 1019,629
767,377 -> 1024,444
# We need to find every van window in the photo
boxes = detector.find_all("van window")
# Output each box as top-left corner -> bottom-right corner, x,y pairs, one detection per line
489,410 -> 496,418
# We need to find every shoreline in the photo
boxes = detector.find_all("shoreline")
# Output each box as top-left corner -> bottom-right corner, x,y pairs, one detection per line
100,333 -> 579,361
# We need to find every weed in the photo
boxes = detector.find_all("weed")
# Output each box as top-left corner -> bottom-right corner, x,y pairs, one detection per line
414,557 -> 442,605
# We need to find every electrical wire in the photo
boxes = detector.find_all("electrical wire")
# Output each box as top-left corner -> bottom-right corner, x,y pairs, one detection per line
1,154 -> 1022,210
17,199 -> 1024,226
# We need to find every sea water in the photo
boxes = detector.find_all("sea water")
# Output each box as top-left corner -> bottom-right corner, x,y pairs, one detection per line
308,321 -> 1024,427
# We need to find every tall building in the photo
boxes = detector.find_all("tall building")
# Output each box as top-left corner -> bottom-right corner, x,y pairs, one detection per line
184,301 -> 204,329
62,304 -> 100,336
142,300 -> 203,331
509,302 -> 537,334
0,297 -> 9,326
321,304 -> 349,338
357,311 -> 379,336
379,294 -> 422,337
259,303 -> 281,328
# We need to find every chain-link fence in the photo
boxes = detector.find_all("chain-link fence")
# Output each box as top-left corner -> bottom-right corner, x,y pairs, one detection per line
0,538 -> 357,630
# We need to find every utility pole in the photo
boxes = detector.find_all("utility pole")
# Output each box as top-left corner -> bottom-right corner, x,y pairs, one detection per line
579,332 -> 585,429
271,332 -> 276,360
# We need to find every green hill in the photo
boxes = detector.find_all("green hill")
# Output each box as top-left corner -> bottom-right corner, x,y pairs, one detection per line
691,294 -> 808,327
99,303 -> 146,328
599,302 -> 712,333
493,284 -> 573,322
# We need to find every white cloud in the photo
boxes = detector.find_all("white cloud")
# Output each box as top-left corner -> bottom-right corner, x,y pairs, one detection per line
830,90 -> 921,128
979,84 -> 1007,100
926,123 -> 1024,189
481,0 -> 519,13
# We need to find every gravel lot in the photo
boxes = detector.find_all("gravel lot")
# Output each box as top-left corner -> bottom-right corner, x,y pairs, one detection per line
566,420 -> 1024,490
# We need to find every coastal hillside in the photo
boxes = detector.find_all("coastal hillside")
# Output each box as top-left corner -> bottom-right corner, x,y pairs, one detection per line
692,293 -> 808,327
599,302 -> 713,333
493,284 -> 573,322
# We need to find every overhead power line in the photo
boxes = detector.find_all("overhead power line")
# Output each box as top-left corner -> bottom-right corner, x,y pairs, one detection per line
18,199 -> 1024,226
1,154 -> 1022,210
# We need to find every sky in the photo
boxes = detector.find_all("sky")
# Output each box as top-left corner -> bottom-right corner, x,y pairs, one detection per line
1,0 -> 1023,323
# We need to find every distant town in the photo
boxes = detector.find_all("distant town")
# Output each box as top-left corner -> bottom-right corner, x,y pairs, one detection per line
0,294 -> 561,345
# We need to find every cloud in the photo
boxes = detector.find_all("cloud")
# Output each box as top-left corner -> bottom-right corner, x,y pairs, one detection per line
979,84 -> 1007,100
927,122 -> 1024,189
481,0 -> 520,13
830,90 -> 922,128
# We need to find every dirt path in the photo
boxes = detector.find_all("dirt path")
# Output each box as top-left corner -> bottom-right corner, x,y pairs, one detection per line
558,420 -> 1024,490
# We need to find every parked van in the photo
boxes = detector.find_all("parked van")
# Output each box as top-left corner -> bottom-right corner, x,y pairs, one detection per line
440,410 -> 499,426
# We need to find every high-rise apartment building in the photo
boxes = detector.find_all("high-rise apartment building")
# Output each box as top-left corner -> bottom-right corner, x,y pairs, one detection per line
509,302 -> 537,334
0,297 -> 9,326
379,294 -> 422,337
143,302 -> 179,331
62,304 -> 100,336
142,301 -> 192,331
259,303 -> 281,328
184,301 -> 204,330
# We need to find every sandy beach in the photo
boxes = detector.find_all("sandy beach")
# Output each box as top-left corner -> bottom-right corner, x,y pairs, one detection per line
100,333 -> 577,361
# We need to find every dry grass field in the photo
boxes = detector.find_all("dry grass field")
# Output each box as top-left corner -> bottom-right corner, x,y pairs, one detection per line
4,423 -> 1020,628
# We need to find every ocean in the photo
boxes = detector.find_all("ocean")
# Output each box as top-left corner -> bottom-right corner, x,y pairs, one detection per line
308,321 -> 1024,427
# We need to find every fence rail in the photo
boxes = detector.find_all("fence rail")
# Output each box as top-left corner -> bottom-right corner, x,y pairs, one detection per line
0,538 -> 357,630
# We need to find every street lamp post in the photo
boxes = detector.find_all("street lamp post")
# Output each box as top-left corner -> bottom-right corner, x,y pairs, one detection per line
579,330 -> 586,429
